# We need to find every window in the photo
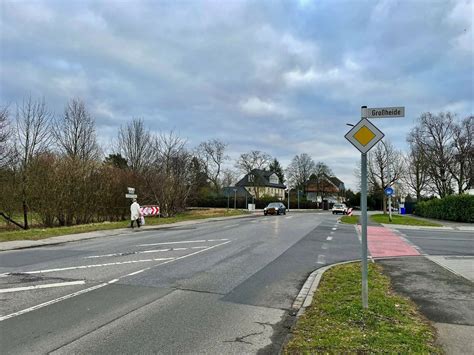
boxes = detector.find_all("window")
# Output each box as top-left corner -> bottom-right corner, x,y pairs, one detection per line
269,174 -> 278,184
248,174 -> 254,182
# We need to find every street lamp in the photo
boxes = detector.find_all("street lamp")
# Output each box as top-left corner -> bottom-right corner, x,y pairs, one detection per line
233,188 -> 237,209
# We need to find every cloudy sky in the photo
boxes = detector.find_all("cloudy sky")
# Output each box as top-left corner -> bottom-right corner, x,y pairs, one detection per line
1,0 -> 473,189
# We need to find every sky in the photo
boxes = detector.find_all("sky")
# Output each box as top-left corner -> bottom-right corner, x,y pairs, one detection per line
1,0 -> 473,190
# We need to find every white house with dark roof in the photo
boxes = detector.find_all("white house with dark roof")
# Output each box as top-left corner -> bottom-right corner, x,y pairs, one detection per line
235,169 -> 286,200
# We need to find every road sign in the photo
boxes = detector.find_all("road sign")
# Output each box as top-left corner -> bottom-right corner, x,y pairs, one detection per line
384,187 -> 394,196
140,206 -> 160,216
345,118 -> 385,154
365,106 -> 405,118
125,193 -> 137,199
127,187 -> 135,194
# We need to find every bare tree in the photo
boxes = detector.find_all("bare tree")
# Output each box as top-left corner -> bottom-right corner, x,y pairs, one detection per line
54,98 -> 99,161
13,96 -> 53,229
235,150 -> 272,199
451,116 -> 473,193
368,140 -> 404,212
196,139 -> 228,192
403,143 -> 430,200
117,118 -> 153,173
220,168 -> 238,187
152,132 -> 192,216
311,161 -> 334,202
286,153 -> 315,190
0,105 -> 11,166
408,112 -> 456,197
235,150 -> 272,174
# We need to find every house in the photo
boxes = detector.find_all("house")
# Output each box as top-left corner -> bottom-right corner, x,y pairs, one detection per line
306,174 -> 345,204
235,169 -> 286,200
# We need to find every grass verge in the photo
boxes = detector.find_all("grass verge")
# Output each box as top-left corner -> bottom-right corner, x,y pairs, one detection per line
284,262 -> 441,354
371,214 -> 442,226
0,209 -> 247,242
340,215 -> 359,224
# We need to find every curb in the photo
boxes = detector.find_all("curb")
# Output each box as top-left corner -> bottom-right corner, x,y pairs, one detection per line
292,259 -> 360,317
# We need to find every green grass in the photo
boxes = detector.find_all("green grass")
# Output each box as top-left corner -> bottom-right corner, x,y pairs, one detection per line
0,209 -> 247,242
284,262 -> 441,354
371,214 -> 442,226
340,215 -> 359,224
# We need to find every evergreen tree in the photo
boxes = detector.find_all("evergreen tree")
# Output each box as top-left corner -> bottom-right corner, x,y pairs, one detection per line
269,158 -> 285,184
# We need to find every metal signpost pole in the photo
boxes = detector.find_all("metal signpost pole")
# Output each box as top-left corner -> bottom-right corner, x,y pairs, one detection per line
388,158 -> 392,222
346,105 -> 402,310
360,106 -> 369,309
288,189 -> 290,211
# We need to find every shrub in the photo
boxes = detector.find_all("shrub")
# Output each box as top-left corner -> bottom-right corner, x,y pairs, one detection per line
414,194 -> 474,222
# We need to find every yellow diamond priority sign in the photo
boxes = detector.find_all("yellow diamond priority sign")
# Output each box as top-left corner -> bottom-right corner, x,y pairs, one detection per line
345,118 -> 384,153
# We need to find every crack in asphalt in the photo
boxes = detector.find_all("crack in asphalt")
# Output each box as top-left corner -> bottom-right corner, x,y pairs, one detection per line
223,330 -> 264,345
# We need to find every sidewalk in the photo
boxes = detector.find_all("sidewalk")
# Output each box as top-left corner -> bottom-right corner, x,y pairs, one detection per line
0,213 -> 254,252
378,257 -> 474,355
353,223 -> 473,353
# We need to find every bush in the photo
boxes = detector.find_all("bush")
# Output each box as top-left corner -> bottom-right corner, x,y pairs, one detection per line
414,194 -> 474,222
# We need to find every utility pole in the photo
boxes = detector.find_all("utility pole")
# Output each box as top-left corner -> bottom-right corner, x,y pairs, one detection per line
287,188 -> 290,211
233,188 -> 237,209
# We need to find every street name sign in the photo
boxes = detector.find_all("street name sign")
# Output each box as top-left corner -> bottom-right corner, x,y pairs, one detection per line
345,118 -> 385,154
365,106 -> 405,118
125,193 -> 138,199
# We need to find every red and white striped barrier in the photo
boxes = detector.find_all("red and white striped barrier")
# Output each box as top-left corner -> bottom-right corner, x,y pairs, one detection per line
140,206 -> 160,216
346,208 -> 353,216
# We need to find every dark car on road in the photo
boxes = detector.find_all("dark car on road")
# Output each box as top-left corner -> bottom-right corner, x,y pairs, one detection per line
264,202 -> 287,215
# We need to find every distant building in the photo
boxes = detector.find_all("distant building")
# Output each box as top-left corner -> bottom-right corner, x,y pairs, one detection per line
234,169 -> 286,200
305,174 -> 345,204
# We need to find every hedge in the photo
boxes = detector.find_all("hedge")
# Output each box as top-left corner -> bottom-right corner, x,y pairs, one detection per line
414,194 -> 474,223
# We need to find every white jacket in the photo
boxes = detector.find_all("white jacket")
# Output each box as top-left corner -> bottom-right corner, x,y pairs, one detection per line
130,202 -> 141,220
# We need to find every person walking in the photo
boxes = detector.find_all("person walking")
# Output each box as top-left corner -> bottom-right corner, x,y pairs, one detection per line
130,198 -> 141,228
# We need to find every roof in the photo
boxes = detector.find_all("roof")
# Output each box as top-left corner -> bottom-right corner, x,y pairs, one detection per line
329,176 -> 344,188
235,169 -> 286,189
221,186 -> 253,198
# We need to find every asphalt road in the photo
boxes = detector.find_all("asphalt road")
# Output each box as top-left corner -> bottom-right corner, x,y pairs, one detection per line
0,212 -> 361,354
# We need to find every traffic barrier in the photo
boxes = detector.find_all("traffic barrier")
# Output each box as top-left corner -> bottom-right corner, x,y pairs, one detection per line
140,206 -> 160,216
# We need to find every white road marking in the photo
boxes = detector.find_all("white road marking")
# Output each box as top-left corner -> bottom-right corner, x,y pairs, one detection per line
317,255 -> 326,264
0,240 -> 231,322
140,249 -> 171,254
173,248 -> 187,251
138,240 -> 206,246
207,239 -> 229,242
0,281 -> 86,294
332,228 -> 337,231
126,269 -> 148,276
0,282 -> 110,321
326,236 -> 333,241
191,246 -> 208,249
321,243 -> 328,250
10,258 -> 175,275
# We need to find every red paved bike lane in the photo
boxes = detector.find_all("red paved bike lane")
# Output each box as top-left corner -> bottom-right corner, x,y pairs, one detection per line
359,226 -> 421,257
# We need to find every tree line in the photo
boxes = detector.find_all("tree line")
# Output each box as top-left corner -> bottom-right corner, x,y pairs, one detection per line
1,96 -> 471,229
0,96 -> 336,229
364,112 -> 473,211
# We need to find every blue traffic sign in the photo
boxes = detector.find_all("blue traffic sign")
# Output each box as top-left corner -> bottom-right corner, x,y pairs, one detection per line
384,187 -> 394,196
